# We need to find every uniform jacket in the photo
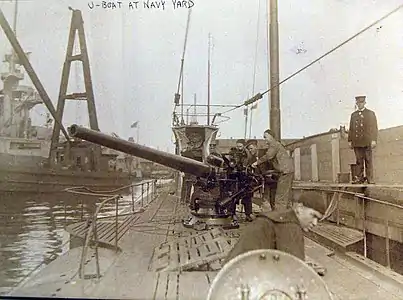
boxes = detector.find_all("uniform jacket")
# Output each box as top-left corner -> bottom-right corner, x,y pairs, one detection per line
244,151 -> 257,167
233,148 -> 254,168
225,209 -> 305,263
256,141 -> 294,174
348,108 -> 378,147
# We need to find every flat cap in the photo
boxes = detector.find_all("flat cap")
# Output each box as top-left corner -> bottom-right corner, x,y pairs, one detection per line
235,139 -> 245,144
263,128 -> 275,137
355,95 -> 366,103
246,139 -> 258,147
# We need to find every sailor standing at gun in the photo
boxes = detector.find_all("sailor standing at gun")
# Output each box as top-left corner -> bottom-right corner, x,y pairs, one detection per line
251,129 -> 294,210
246,139 -> 278,211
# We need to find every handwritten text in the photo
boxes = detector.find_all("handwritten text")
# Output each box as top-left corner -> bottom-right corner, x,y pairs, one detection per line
87,0 -> 195,10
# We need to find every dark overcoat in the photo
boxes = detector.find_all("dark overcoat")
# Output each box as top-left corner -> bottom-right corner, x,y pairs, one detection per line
224,209 -> 305,263
348,108 -> 378,147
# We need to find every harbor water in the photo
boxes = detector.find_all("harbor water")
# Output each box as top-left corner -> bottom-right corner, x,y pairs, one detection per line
0,180 -> 162,295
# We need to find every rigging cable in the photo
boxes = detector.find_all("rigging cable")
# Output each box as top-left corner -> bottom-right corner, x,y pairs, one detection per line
248,0 -> 261,138
173,8 -> 192,125
216,3 -> 403,116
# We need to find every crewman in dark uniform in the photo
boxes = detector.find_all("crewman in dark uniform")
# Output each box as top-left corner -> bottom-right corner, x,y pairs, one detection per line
237,139 -> 254,222
252,129 -> 294,209
348,95 -> 378,184
224,193 -> 324,263
233,139 -> 252,167
228,140 -> 254,223
246,139 -> 278,211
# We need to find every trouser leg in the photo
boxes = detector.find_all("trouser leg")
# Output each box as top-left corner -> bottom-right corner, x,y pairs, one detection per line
229,199 -> 237,216
364,146 -> 374,182
262,184 -> 277,211
243,194 -> 252,216
275,173 -> 294,208
354,147 -> 365,181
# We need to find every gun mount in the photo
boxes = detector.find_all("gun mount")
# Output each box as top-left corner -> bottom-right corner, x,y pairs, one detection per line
69,124 -> 265,230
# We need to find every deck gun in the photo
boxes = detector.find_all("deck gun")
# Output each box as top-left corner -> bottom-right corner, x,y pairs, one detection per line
69,124 -> 266,230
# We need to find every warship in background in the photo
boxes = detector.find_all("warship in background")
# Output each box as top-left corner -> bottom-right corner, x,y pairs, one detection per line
0,1 -> 142,193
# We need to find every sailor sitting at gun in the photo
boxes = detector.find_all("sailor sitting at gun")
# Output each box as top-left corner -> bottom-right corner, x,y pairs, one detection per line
246,139 -> 278,211
251,129 -> 294,210
224,193 -> 325,273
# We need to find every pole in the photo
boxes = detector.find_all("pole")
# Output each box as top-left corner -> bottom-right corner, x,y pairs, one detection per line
269,0 -> 280,140
244,107 -> 248,139
10,0 -> 18,73
207,33 -> 211,125
181,65 -> 184,124
250,0 -> 261,139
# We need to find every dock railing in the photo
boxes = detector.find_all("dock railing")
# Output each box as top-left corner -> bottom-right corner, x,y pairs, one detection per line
64,179 -> 160,279
293,185 -> 403,269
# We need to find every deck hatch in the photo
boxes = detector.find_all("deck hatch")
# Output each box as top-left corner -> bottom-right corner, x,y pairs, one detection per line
150,228 -> 239,272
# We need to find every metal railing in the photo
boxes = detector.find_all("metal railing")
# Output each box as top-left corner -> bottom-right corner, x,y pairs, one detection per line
64,179 -> 160,279
293,185 -> 403,269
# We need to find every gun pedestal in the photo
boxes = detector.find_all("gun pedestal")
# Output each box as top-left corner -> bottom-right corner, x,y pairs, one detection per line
183,185 -> 239,230
173,125 -> 238,230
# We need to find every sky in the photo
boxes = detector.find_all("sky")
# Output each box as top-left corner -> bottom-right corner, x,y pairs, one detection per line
0,0 -> 402,152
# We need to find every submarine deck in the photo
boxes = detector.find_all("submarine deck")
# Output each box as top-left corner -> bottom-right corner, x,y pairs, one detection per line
10,185 -> 403,300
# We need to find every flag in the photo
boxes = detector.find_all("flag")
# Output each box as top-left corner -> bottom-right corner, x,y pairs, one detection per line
130,121 -> 138,128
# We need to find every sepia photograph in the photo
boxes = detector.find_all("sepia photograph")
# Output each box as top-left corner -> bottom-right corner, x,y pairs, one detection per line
0,0 -> 403,299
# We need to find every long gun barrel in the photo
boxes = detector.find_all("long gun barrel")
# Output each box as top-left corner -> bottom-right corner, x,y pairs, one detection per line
69,124 -> 212,177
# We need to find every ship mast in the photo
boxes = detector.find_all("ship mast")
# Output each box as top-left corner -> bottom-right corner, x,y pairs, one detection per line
9,0 -> 18,73
0,0 -> 22,137
207,33 -> 211,125
268,0 -> 280,140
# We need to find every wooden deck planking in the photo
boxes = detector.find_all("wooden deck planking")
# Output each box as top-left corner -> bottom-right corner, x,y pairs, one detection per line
311,223 -> 364,245
12,185 -> 403,299
177,272 -> 211,300
154,272 -> 183,300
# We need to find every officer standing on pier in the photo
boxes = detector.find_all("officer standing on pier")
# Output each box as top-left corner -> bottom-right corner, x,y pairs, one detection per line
348,95 -> 378,184
251,129 -> 294,209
